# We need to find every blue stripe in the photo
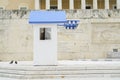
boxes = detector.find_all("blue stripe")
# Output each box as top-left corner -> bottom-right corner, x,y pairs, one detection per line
29,20 -> 79,24
29,11 -> 67,24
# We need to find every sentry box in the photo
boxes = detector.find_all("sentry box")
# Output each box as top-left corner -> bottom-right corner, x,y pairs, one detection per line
29,11 -> 67,65
29,10 -> 79,65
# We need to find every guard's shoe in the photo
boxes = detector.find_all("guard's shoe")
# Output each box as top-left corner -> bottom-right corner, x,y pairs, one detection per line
10,60 -> 13,64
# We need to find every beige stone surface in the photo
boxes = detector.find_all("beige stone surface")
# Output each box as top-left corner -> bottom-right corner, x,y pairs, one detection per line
0,0 -> 34,10
0,19 -> 33,61
0,10 -> 120,61
92,23 -> 120,44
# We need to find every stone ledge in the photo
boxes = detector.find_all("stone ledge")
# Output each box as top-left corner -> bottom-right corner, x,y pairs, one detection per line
0,10 -> 120,19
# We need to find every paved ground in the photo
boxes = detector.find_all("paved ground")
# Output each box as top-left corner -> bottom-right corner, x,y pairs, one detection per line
1,60 -> 120,66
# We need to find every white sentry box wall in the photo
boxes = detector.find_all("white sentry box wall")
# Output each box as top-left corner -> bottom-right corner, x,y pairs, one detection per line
33,24 -> 57,65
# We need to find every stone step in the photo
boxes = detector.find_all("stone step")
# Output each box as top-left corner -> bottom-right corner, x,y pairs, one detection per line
0,66 -> 120,79
0,73 -> 120,79
0,69 -> 120,75
1,77 -> 120,80
0,61 -> 120,79
0,65 -> 120,70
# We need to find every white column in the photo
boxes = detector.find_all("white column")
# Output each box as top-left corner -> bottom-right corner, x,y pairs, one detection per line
93,0 -> 97,9
105,0 -> 109,9
58,0 -> 62,9
117,0 -> 120,9
69,0 -> 74,9
46,0 -> 50,9
81,0 -> 86,9
35,0 -> 40,10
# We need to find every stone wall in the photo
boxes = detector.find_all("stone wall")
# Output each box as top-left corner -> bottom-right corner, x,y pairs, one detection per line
0,10 -> 120,61
0,10 -> 33,61
66,9 -> 120,19
0,0 -> 34,10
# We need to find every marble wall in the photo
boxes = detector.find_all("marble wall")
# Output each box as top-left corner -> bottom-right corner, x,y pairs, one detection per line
0,10 -> 120,61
